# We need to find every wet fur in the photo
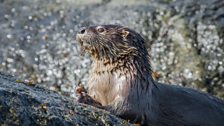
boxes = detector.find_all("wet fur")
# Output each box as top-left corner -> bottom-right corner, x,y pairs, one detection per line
76,25 -> 224,126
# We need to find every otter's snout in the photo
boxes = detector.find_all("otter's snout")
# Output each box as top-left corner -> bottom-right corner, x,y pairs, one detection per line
76,27 -> 90,48
76,27 -> 87,43
78,27 -> 86,34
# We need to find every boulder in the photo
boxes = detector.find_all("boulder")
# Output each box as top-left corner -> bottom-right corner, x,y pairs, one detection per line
0,72 -> 129,126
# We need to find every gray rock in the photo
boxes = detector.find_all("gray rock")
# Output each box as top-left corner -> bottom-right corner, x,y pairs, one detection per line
0,72 -> 129,126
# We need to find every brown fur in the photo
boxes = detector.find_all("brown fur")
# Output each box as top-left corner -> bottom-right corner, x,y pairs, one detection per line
76,25 -> 224,126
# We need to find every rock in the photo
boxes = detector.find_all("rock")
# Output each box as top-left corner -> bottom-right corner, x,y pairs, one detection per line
0,72 -> 129,126
0,0 -> 223,98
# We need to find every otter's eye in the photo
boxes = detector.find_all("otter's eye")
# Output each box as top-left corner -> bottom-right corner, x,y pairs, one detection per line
97,27 -> 105,33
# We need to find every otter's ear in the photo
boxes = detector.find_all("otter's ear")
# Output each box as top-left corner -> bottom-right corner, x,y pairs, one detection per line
122,29 -> 130,38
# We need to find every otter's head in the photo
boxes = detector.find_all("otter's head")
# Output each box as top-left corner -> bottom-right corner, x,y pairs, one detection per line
76,25 -> 148,63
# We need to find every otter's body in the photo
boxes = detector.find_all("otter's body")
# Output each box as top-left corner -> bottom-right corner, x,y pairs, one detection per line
76,25 -> 224,126
88,60 -> 157,125
154,83 -> 224,126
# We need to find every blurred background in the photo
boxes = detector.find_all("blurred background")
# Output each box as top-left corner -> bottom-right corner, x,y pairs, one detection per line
0,0 -> 223,98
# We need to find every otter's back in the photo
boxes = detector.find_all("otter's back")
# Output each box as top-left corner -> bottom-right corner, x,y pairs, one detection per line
155,83 -> 224,126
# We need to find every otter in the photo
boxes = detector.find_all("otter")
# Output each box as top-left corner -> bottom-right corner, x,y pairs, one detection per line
75,25 -> 224,126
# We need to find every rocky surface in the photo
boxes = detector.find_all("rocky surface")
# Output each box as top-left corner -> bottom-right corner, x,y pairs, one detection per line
0,0 -> 223,98
0,72 -> 129,126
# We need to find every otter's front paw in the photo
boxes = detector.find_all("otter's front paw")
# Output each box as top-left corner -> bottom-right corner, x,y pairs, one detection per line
75,85 -> 87,94
75,85 -> 102,107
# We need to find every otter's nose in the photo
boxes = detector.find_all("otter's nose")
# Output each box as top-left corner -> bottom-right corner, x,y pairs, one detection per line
79,27 -> 86,34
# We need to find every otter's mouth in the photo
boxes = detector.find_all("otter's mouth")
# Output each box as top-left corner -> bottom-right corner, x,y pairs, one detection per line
76,34 -> 87,55
76,33 -> 95,56
76,34 -> 90,48
76,33 -> 84,46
